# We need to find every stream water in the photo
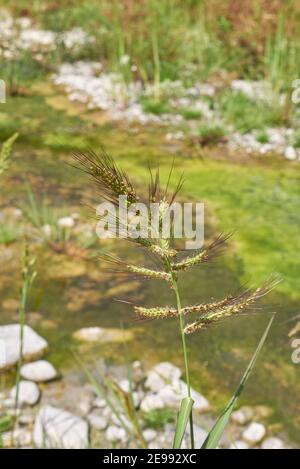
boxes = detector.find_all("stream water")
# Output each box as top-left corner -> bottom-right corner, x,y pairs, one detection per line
0,132 -> 299,444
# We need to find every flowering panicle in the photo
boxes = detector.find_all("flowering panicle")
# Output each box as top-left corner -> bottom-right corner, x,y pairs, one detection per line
72,148 -> 138,205
101,254 -> 172,285
184,277 -> 281,334
171,233 -> 231,272
73,149 -> 280,337
134,277 -> 281,327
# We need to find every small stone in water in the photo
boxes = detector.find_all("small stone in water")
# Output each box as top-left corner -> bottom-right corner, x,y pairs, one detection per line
242,422 -> 266,445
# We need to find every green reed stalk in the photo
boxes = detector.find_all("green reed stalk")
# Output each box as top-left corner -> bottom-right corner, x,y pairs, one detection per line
171,274 -> 194,449
13,246 -> 36,439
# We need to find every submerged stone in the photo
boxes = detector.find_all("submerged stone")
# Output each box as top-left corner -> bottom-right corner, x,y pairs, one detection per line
73,326 -> 133,343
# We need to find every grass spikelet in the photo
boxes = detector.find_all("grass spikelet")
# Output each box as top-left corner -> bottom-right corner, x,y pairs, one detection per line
172,233 -> 231,272
134,305 -> 178,319
184,276 -> 281,334
101,253 -> 172,284
0,133 -> 18,176
72,148 -> 138,205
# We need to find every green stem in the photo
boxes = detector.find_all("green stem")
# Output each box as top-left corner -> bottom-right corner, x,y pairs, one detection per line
13,261 -> 29,440
171,274 -> 195,449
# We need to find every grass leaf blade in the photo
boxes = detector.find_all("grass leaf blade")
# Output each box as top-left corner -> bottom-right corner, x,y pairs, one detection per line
173,397 -> 194,449
201,314 -> 275,449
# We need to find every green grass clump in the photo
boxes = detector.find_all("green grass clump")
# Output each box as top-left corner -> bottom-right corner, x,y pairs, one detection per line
292,131 -> 300,148
0,222 -> 20,245
141,97 -> 171,115
256,132 -> 269,144
198,124 -> 226,145
220,91 -> 285,133
143,408 -> 175,430
180,108 -> 202,120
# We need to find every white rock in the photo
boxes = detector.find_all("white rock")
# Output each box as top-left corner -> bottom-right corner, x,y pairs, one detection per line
42,224 -> 52,237
18,413 -> 35,426
119,379 -> 130,393
261,437 -> 284,449
0,324 -> 48,370
10,381 -> 40,406
285,146 -> 297,161
229,440 -> 250,449
143,428 -> 157,443
185,425 -> 208,448
105,425 -> 127,443
110,412 -> 132,430
145,371 -> 166,392
132,360 -> 144,382
231,407 -> 254,425
148,441 -> 162,449
88,412 -> 108,430
157,380 -> 209,412
178,381 -> 210,412
140,394 -> 164,413
57,216 -> 75,228
152,362 -> 182,382
158,384 -> 181,407
20,360 -> 57,382
242,422 -> 266,445
77,397 -> 92,415
33,406 -> 89,449
3,398 -> 15,408
73,327 -> 104,342
93,397 -> 106,408
145,362 -> 182,393
2,428 -> 32,448
132,390 -> 144,407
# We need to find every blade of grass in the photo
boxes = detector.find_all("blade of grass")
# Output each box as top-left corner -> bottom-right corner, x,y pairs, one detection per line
201,314 -> 275,449
73,351 -> 136,440
173,397 -> 194,449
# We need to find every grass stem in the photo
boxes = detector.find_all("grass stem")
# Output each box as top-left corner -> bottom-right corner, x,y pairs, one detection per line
171,274 -> 194,449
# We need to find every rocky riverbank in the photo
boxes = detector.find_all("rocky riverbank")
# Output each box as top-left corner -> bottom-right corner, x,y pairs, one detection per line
0,325 -> 293,449
1,13 -> 300,163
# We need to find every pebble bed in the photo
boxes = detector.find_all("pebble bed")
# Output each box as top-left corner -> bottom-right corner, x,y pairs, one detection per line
1,14 -> 300,161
